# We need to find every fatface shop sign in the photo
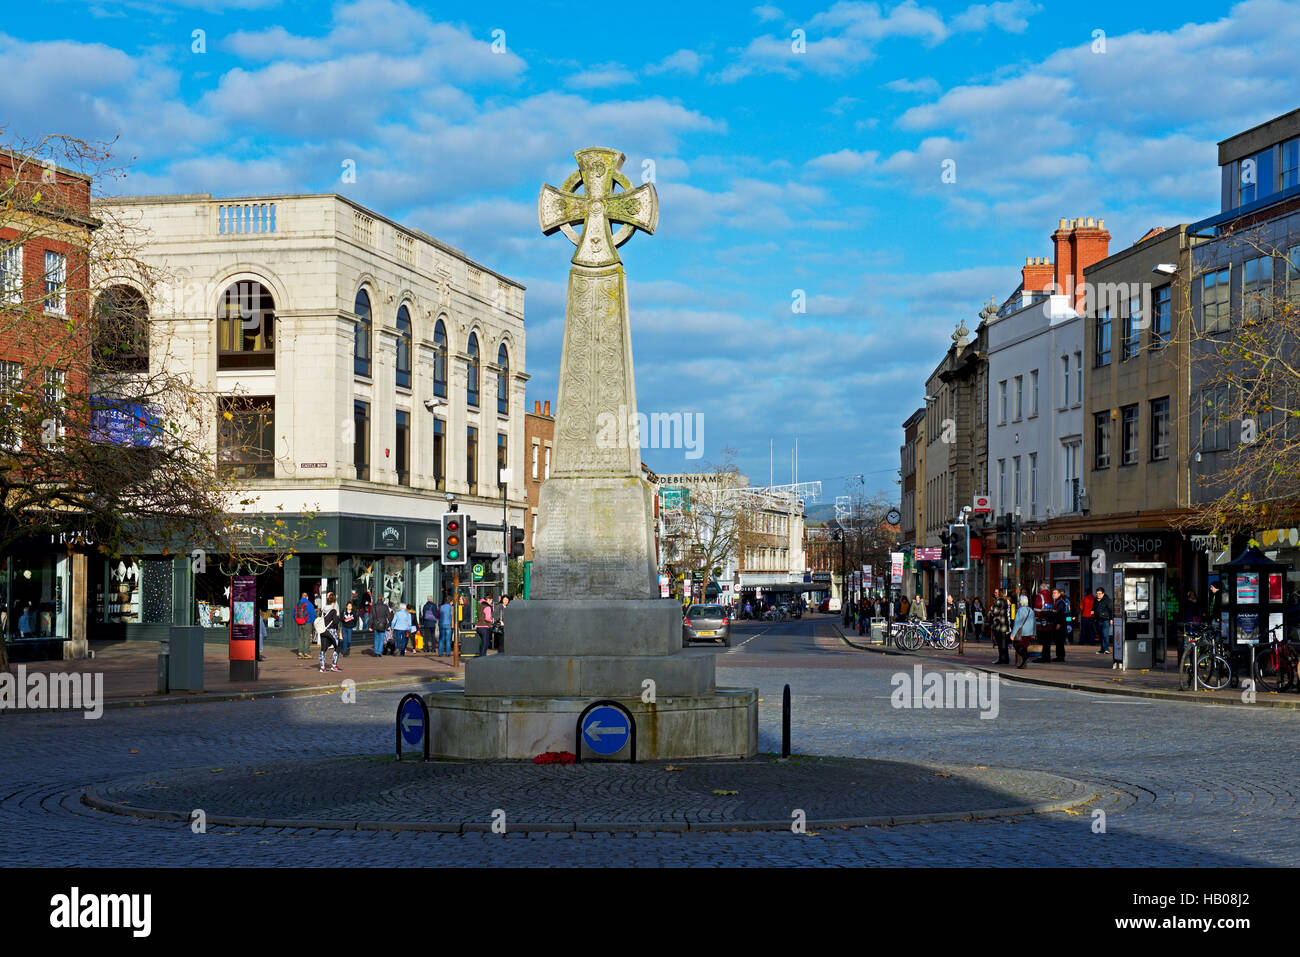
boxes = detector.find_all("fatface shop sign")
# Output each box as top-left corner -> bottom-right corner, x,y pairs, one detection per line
373,523 -> 406,550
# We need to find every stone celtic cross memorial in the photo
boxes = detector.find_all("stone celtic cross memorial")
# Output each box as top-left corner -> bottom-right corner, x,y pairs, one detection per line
423,147 -> 757,761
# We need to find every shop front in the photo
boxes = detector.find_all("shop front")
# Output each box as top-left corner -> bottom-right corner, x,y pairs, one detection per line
92,514 -> 451,647
1,532 -> 93,661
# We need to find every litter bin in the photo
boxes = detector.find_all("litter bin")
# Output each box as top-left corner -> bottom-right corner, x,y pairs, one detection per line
1122,636 -> 1153,671
157,640 -> 170,693
869,617 -> 887,644
168,626 -> 206,691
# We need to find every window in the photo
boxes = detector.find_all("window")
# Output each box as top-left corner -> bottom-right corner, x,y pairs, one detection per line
1014,376 -> 1023,420
218,281 -> 275,370
1095,309 -> 1111,366
466,425 -> 478,495
1151,396 -> 1170,461
497,343 -> 510,415
1241,256 -> 1270,321
1283,138 -> 1300,191
1121,299 -> 1140,360
433,318 -> 448,398
94,285 -> 149,372
0,361 -> 22,450
1030,369 -> 1039,417
1200,386 -> 1230,452
544,445 -> 551,479
0,243 -> 21,303
1234,154 -> 1260,207
466,333 -> 480,408
1289,246 -> 1300,303
432,417 -> 445,491
395,409 -> 410,486
1151,285 -> 1171,347
1013,456 -> 1022,511
1074,351 -> 1082,403
1094,412 -> 1111,469
395,305 -> 412,390
1121,404 -> 1139,465
1202,268 -> 1230,333
998,380 -> 1007,424
998,459 -> 1007,513
1060,357 -> 1069,407
531,440 -> 539,480
1029,452 -> 1038,515
354,400 -> 370,481
217,396 -> 274,479
354,288 -> 372,377
43,251 -> 65,313
497,433 -> 507,488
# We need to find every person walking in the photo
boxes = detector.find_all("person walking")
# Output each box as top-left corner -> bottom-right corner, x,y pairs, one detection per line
971,596 -> 985,643
370,593 -> 392,657
257,609 -> 268,662
438,593 -> 455,656
476,596 -> 494,656
318,592 -> 341,672
911,594 -> 926,621
391,603 -> 414,656
1045,587 -> 1070,662
340,601 -> 357,657
1009,594 -> 1037,668
421,595 -> 438,652
989,588 -> 1012,664
494,594 -> 509,653
1094,587 -> 1115,655
294,592 -> 315,660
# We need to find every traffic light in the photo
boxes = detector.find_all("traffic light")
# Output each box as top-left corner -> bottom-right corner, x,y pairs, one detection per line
996,513 -> 1011,550
441,512 -> 465,566
949,523 -> 969,571
509,525 -> 525,558
939,527 -> 951,563
464,517 -> 479,557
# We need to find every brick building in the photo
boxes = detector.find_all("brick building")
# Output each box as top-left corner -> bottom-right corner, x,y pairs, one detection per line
523,399 -> 554,560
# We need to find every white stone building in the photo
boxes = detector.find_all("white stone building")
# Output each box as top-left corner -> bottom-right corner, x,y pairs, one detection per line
90,192 -> 527,643
985,293 -> 1084,525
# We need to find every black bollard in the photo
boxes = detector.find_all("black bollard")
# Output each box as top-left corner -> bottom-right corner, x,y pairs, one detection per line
781,683 -> 791,758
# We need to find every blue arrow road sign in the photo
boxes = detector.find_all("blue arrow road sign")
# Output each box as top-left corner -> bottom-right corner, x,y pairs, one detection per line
582,705 -> 630,755
399,697 -> 426,747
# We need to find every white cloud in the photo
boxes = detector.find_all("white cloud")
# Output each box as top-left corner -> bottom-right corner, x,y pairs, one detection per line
884,76 -> 940,94
952,0 -> 1041,34
753,4 -> 784,21
565,62 -> 638,89
645,49 -> 705,76
805,149 -> 880,177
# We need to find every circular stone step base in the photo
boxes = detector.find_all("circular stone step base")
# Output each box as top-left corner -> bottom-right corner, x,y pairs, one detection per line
422,687 -> 758,760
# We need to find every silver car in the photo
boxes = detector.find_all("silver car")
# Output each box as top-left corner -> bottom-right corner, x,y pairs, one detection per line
683,604 -> 731,647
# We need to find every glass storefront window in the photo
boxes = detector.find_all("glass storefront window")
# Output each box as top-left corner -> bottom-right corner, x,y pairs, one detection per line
104,558 -> 144,624
194,562 -> 286,630
9,553 -> 69,639
299,555 -> 338,608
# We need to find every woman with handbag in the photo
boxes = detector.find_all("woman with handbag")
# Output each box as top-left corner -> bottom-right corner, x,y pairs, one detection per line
317,592 -> 341,672
989,589 -> 1012,665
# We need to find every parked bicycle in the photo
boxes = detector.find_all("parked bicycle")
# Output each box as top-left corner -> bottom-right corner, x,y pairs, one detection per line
1252,623 -> 1299,693
1179,623 -> 1233,691
890,618 -> 958,651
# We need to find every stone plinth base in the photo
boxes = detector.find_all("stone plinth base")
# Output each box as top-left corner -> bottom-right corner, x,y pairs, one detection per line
502,599 -> 682,656
422,688 -> 758,760
465,651 -> 714,697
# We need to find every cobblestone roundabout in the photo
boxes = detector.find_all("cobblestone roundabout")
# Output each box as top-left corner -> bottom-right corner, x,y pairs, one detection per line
3,620 -> 1299,865
86,755 -> 1093,830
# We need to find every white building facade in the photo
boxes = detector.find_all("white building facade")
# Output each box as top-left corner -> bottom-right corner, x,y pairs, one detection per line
91,192 -> 527,642
986,294 -> 1085,526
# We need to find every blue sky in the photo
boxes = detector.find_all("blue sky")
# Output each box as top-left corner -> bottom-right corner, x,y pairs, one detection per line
3,0 -> 1298,503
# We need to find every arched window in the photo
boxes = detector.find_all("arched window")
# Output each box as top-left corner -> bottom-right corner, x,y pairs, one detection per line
466,332 -> 480,407
395,304 -> 412,389
218,281 -> 275,369
94,284 -> 149,373
433,318 -> 448,398
496,342 -> 509,415
354,288 -> 372,377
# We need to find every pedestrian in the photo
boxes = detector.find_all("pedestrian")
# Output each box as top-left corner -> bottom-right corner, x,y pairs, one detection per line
391,602 -> 413,656
421,595 -> 438,652
370,593 -> 392,657
495,594 -> 510,652
438,593 -> 455,656
318,591 -> 341,672
476,596 -> 493,656
1009,594 -> 1036,668
989,588 -> 1012,664
293,592 -> 315,659
1042,586 -> 1070,662
971,596 -> 985,642
1207,580 -> 1225,624
339,601 -> 356,657
257,609 -> 267,662
911,594 -> 927,621
1080,588 -> 1095,645
1094,587 -> 1115,655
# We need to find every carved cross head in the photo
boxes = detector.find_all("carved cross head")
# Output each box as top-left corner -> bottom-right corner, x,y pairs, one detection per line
538,147 -> 658,268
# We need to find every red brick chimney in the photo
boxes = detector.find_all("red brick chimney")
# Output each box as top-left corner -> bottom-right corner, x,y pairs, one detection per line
533,400 -> 541,415
543,400 -> 551,416
1021,256 -> 1054,293
1052,217 -> 1111,309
